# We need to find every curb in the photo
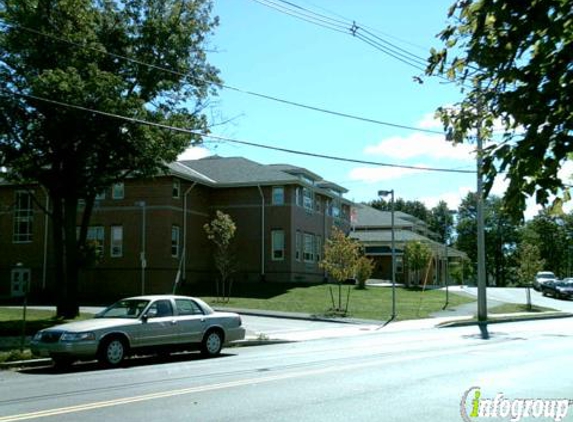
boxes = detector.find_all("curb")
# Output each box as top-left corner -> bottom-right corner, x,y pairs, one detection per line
214,307 -> 380,325
437,312 -> 573,328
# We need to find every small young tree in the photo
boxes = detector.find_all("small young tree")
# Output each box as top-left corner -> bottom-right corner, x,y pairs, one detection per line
403,241 -> 433,287
516,241 -> 545,311
203,211 -> 237,303
355,256 -> 374,290
320,227 -> 360,312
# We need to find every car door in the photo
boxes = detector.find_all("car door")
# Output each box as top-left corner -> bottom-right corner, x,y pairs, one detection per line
133,299 -> 179,347
174,298 -> 207,345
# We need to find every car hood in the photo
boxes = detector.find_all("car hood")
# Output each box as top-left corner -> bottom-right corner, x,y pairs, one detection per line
42,318 -> 140,333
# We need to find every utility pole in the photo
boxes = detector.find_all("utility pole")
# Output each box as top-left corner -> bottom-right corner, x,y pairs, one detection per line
476,99 -> 488,322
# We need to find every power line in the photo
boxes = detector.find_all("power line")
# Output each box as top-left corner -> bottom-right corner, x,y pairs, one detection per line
1,88 -> 476,174
0,18 -> 443,135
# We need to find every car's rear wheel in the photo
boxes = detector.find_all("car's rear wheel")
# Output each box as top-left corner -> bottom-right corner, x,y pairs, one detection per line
201,330 -> 223,357
98,336 -> 127,367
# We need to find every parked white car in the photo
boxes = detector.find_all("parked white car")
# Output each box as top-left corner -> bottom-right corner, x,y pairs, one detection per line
533,271 -> 557,291
30,295 -> 246,367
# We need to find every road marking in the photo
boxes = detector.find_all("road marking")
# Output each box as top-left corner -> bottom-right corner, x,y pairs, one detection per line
0,342 -> 511,422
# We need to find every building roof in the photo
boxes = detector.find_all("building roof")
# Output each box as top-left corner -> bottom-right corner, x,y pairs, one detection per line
179,156 -> 299,186
352,203 -> 415,229
350,229 -> 468,259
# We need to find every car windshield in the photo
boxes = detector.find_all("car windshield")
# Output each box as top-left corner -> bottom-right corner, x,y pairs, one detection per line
556,281 -> 570,287
537,273 -> 555,279
96,299 -> 150,318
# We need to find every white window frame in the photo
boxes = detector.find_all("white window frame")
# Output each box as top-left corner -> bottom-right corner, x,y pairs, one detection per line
110,225 -> 123,257
303,233 -> 314,263
272,186 -> 285,205
295,230 -> 302,262
112,182 -> 124,200
13,191 -> 33,243
315,235 -> 322,263
173,179 -> 180,199
271,229 -> 285,261
171,225 -> 180,258
295,187 -> 303,207
303,188 -> 314,212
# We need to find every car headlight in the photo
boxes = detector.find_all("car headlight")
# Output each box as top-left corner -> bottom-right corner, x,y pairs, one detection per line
60,332 -> 96,342
33,332 -> 43,341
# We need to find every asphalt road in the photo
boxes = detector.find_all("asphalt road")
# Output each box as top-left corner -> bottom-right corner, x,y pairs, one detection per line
1,318 -> 572,422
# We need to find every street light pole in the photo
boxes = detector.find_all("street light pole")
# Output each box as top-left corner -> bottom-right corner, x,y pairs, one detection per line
476,119 -> 488,322
378,189 -> 396,320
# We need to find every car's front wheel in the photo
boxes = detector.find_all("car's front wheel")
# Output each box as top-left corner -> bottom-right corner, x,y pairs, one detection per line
98,336 -> 128,367
201,330 -> 223,357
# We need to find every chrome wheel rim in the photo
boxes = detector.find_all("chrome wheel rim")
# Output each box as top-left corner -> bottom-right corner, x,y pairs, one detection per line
206,332 -> 221,354
106,340 -> 124,365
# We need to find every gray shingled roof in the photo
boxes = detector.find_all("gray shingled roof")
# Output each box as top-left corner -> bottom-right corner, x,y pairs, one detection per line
179,156 -> 299,186
353,203 -> 414,229
350,229 -> 468,259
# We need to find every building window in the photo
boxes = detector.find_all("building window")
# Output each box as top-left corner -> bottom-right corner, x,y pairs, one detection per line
315,197 -> 321,213
303,188 -> 314,211
303,233 -> 314,263
271,229 -> 285,261
13,191 -> 33,243
315,235 -> 322,262
110,225 -> 123,257
295,230 -> 302,261
112,182 -> 124,199
173,179 -> 180,199
171,225 -> 180,258
77,226 -> 105,257
95,191 -> 106,200
272,186 -> 284,205
295,187 -> 303,207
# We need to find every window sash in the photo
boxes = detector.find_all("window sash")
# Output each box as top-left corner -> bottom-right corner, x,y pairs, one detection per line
271,230 -> 285,261
173,180 -> 180,198
303,233 -> 314,262
171,225 -> 180,257
272,186 -> 284,205
112,183 -> 124,199
110,226 -> 123,257
13,191 -> 33,242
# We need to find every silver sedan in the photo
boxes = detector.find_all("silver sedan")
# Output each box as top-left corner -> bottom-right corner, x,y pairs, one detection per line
30,295 -> 246,367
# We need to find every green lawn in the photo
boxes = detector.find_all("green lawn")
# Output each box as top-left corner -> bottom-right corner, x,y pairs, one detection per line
0,308 -> 93,337
198,283 -> 475,321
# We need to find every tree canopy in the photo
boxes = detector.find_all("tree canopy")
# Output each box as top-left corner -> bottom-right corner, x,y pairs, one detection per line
0,0 -> 220,316
427,0 -> 573,219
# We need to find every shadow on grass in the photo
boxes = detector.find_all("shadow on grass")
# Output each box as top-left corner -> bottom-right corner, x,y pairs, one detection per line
188,281 -> 322,300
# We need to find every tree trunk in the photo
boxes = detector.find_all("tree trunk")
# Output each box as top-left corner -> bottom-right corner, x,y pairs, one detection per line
54,196 -> 80,318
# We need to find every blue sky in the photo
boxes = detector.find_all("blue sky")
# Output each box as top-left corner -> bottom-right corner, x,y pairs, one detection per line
177,0 -> 536,212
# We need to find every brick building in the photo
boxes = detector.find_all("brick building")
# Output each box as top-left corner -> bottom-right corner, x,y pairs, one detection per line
0,156 -> 352,302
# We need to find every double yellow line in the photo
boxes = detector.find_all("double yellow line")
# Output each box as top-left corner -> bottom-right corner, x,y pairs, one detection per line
0,345 -> 492,422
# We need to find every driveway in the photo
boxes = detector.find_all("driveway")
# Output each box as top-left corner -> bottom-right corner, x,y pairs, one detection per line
453,286 -> 573,312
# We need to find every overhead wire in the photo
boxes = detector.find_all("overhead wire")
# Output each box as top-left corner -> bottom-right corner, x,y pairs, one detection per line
0,17 -> 443,135
0,88 -> 476,175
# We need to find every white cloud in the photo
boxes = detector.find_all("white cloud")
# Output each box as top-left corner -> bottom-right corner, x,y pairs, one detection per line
177,145 -> 211,161
419,186 -> 472,210
348,166 -> 426,183
364,133 -> 476,161
417,112 -> 442,129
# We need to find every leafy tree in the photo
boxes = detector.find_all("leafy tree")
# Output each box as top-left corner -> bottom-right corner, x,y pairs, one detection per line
427,0 -> 573,219
455,192 -> 518,286
203,210 -> 237,303
428,200 -> 454,243
403,241 -> 433,286
354,255 -> 374,290
0,0 -> 219,317
320,227 -> 361,312
516,241 -> 545,287
521,210 -> 571,277
370,198 -> 429,222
